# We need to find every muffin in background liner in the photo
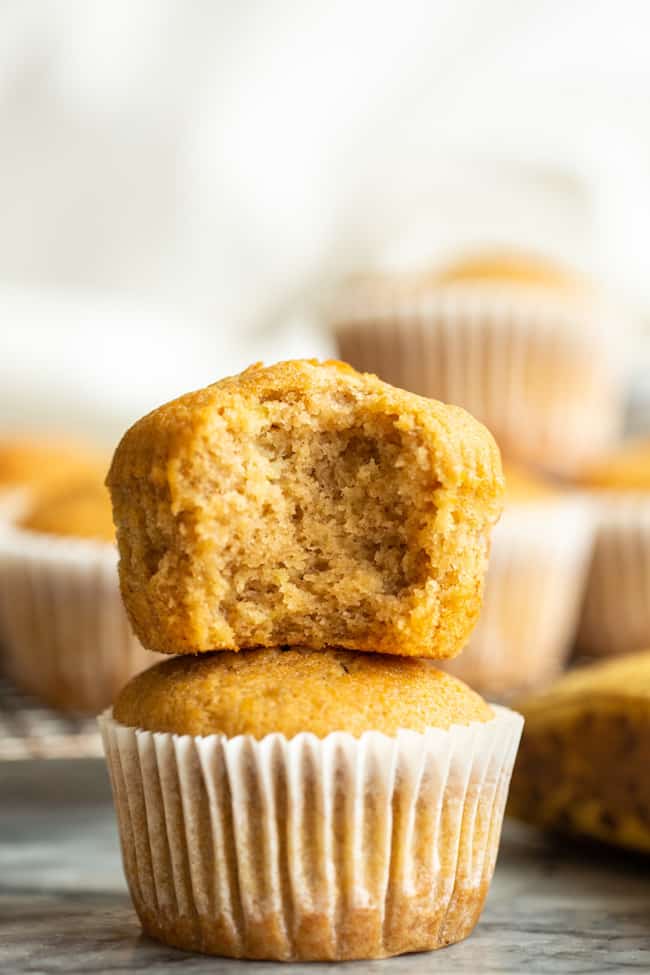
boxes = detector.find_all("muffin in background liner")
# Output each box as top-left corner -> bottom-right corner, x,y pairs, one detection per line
333,283 -> 622,477
99,704 -> 522,961
443,497 -> 595,698
576,494 -> 650,659
0,526 -> 158,713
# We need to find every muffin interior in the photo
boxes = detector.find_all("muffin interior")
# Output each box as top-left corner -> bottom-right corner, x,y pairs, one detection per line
189,402 -> 438,644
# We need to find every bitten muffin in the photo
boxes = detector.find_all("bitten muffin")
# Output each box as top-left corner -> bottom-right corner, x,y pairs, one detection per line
102,647 -> 523,961
443,464 -> 593,696
0,470 -> 154,713
107,359 -> 504,658
332,253 -> 622,478
576,439 -> 650,658
508,652 -> 650,852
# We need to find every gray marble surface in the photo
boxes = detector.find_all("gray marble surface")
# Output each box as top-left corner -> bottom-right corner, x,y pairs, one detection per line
1,759 -> 650,974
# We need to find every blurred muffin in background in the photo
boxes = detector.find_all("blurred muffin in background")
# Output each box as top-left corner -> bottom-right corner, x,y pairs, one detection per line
442,463 -> 594,698
20,476 -> 115,542
508,650 -> 650,853
332,248 -> 623,477
0,471 -> 156,713
576,438 -> 650,659
434,249 -> 584,289
0,436 -> 108,522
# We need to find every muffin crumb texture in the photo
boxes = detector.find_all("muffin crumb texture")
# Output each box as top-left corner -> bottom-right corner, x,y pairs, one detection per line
108,359 -> 503,658
114,647 -> 494,739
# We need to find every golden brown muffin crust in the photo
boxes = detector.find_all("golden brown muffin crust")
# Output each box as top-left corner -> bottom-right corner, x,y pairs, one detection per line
114,647 -> 494,738
20,476 -> 114,542
108,359 -> 504,658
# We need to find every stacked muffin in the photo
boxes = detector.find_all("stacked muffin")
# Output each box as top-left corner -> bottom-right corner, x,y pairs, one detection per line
100,359 -> 523,961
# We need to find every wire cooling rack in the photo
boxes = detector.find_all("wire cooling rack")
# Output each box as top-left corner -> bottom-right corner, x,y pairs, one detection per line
0,676 -> 103,760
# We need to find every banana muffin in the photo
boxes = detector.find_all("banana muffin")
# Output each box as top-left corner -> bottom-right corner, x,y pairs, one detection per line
107,359 -> 504,658
434,249 -> 585,289
20,477 -> 115,542
443,464 -> 593,696
0,470 -> 153,713
102,647 -> 523,961
0,436 -> 107,522
508,651 -> 650,852
333,254 -> 622,478
576,439 -> 650,658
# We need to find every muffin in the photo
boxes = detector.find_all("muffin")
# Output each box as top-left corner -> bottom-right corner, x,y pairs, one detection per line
107,359 -> 504,659
0,475 -> 155,713
434,249 -> 585,289
332,251 -> 622,477
508,651 -> 650,852
0,435 -> 107,521
20,477 -> 115,542
576,439 -> 650,658
443,464 -> 594,697
101,647 -> 523,961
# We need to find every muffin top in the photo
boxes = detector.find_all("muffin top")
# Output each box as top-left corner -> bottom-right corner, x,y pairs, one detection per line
114,647 -> 494,738
503,463 -> 559,504
577,438 -> 650,491
435,249 -> 585,291
0,437 -> 107,492
518,651 -> 650,719
20,477 -> 114,542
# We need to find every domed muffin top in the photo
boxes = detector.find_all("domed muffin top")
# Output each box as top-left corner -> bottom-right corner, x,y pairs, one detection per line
435,250 -> 585,291
113,646 -> 494,739
503,463 -> 559,504
0,437 -> 107,491
107,359 -> 503,659
518,650 -> 650,718
577,438 -> 650,491
20,476 -> 114,542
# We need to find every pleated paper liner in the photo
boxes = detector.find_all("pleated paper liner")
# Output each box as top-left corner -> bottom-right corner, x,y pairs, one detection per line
333,283 -> 622,477
577,494 -> 650,658
444,499 -> 594,697
100,706 -> 523,961
0,526 -> 159,713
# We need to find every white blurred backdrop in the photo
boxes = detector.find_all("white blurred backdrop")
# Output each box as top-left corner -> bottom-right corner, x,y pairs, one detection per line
1,1 -> 650,443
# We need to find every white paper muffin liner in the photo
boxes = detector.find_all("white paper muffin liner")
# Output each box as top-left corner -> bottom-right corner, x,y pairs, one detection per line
0,526 -> 158,713
333,285 -> 622,476
577,493 -> 650,658
99,705 -> 522,961
444,498 -> 595,697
